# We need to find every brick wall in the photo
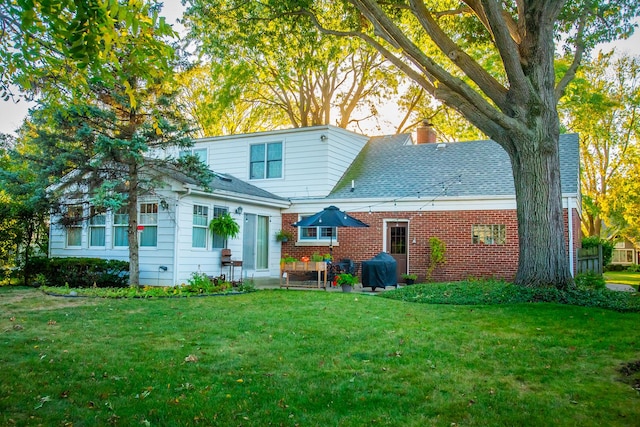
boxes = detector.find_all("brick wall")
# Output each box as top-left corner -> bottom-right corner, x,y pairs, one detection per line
282,207 -> 578,282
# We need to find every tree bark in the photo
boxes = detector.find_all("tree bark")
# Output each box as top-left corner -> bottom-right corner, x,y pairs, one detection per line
127,163 -> 140,287
507,132 -> 573,288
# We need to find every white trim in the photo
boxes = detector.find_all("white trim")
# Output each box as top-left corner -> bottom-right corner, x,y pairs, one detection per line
567,197 -> 574,276
383,219 -> 409,273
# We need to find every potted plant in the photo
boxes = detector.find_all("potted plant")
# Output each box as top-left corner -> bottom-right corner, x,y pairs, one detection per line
335,273 -> 358,292
209,212 -> 240,248
275,229 -> 294,243
323,253 -> 333,262
401,273 -> 418,285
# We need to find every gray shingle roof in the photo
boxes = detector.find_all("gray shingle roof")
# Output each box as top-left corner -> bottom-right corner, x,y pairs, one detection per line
330,133 -> 579,199
152,163 -> 287,202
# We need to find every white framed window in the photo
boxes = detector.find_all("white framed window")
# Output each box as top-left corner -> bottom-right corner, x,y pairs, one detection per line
612,249 -> 634,264
139,203 -> 158,247
211,206 -> 228,249
299,215 -> 336,242
250,142 -> 282,179
113,206 -> 129,247
472,224 -> 506,245
192,204 -> 209,248
65,205 -> 83,247
180,148 -> 208,165
89,206 -> 106,247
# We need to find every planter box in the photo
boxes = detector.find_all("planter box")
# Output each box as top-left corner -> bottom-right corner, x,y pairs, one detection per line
280,262 -> 327,288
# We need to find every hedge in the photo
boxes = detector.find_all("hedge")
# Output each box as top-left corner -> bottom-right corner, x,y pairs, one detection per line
27,257 -> 129,288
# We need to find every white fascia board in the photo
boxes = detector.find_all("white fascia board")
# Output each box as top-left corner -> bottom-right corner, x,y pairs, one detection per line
196,124 -> 369,144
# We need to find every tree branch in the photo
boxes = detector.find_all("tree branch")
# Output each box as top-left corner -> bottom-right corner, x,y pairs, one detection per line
555,13 -> 587,101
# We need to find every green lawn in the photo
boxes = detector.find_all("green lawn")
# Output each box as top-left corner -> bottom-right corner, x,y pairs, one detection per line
604,270 -> 640,290
1,287 -> 639,426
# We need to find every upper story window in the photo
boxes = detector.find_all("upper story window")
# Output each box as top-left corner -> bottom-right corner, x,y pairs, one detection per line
139,203 -> 158,247
65,205 -> 83,247
89,206 -> 106,247
192,204 -> 209,248
250,142 -> 282,179
472,224 -> 506,245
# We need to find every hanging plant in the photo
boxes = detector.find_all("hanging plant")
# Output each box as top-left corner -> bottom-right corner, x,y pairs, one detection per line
209,212 -> 240,241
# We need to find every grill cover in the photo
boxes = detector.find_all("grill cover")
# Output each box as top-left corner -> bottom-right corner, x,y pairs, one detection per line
361,252 -> 397,290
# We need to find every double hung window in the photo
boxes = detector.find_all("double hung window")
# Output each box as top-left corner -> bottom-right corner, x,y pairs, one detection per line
139,203 -> 158,247
192,205 -> 208,248
250,142 -> 282,179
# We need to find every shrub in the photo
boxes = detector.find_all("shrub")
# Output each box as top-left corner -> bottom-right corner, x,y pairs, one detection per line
27,257 -> 129,288
627,264 -> 640,273
380,280 -> 640,312
574,271 -> 606,290
181,272 -> 231,294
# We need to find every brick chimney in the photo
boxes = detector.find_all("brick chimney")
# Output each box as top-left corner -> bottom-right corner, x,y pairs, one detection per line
416,120 -> 437,144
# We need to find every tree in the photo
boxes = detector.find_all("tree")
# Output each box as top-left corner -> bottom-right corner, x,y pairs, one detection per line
0,132 -> 50,285
560,52 -> 640,239
0,0 -> 170,100
175,63 -> 290,136
268,0 -> 639,288
19,1 -> 211,286
182,0 -> 401,133
394,83 -> 485,141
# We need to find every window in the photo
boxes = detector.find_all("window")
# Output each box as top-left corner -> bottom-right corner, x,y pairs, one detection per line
180,148 -> 208,164
299,215 -> 336,242
472,225 -> 506,245
192,205 -> 208,248
89,206 -> 106,247
612,249 -> 634,264
113,206 -> 129,247
250,142 -> 282,179
211,206 -> 228,249
139,203 -> 158,247
65,205 -> 83,247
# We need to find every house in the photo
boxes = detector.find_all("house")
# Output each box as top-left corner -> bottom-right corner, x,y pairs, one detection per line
49,124 -> 581,285
611,239 -> 640,266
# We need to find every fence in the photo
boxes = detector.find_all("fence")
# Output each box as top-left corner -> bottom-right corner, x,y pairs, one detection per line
577,245 -> 603,275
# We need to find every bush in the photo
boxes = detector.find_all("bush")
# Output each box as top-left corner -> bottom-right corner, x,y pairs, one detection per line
27,257 -> 129,288
574,271 -> 606,290
627,264 -> 640,273
605,264 -> 627,272
380,280 -> 640,312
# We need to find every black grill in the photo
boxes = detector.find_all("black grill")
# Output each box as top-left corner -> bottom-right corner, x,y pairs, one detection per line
361,252 -> 397,291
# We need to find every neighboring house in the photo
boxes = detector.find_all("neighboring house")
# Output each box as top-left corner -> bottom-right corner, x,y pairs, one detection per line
49,124 -> 581,285
611,239 -> 639,266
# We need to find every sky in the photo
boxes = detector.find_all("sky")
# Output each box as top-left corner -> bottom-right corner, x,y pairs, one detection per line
1,3 -> 639,136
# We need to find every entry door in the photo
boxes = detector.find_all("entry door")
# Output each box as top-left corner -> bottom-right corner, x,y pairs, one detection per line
386,222 -> 408,282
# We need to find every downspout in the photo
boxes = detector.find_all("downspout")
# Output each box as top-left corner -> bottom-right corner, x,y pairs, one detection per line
173,188 -> 192,286
567,197 -> 574,277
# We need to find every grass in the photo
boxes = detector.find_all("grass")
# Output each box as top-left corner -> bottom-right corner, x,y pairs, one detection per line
604,270 -> 640,290
1,286 -> 640,426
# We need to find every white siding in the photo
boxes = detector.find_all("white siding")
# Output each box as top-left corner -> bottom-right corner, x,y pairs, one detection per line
198,125 -> 368,199
49,195 -> 176,286
172,195 -> 284,284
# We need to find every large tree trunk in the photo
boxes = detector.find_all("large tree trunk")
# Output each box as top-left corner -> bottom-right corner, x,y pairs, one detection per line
507,132 -> 573,288
127,163 -> 140,286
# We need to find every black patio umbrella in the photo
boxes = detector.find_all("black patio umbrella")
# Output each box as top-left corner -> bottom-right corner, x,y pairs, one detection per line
292,205 -> 369,253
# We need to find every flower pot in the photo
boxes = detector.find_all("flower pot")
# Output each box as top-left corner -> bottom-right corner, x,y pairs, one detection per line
405,279 -> 415,285
341,284 -> 353,293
